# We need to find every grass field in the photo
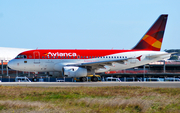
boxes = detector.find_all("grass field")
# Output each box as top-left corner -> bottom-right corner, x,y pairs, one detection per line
0,86 -> 179,113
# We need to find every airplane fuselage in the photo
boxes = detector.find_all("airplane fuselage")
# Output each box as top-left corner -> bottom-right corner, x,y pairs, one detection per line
8,49 -> 170,73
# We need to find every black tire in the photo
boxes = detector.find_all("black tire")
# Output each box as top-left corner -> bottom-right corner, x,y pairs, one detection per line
80,77 -> 87,82
91,77 -> 98,82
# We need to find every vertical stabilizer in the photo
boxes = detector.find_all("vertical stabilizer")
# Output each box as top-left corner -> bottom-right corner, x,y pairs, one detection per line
132,14 -> 168,51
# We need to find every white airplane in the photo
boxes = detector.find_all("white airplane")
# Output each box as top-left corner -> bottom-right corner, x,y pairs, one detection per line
8,14 -> 172,81
0,47 -> 30,65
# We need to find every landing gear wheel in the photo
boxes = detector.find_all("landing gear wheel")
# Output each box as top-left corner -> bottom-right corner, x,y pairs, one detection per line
80,77 -> 87,82
91,77 -> 98,82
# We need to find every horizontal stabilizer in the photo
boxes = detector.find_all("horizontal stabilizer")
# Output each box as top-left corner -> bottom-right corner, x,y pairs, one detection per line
146,52 -> 176,59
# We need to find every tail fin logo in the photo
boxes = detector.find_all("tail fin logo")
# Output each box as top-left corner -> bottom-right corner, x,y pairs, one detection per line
142,34 -> 162,49
132,14 -> 168,51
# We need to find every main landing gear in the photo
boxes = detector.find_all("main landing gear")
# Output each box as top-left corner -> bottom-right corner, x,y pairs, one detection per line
79,77 -> 98,82
80,77 -> 87,82
91,76 -> 98,82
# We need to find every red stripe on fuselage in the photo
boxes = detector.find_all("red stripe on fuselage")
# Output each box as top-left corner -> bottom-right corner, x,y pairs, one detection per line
17,49 -> 147,59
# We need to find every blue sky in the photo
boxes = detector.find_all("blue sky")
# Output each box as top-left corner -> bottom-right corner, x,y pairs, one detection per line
0,0 -> 179,51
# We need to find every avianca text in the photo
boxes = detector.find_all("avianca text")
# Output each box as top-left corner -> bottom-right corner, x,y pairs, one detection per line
47,52 -> 77,57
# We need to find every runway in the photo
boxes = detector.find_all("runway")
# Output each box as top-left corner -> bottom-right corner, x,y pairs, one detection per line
0,82 -> 180,88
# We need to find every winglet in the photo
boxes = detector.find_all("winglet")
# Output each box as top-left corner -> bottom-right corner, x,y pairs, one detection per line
136,55 -> 142,61
132,14 -> 168,51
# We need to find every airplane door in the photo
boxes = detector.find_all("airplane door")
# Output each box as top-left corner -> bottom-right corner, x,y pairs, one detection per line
33,51 -> 40,64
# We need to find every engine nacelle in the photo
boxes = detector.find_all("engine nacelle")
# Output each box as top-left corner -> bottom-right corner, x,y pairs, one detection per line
53,63 -> 64,71
63,66 -> 87,78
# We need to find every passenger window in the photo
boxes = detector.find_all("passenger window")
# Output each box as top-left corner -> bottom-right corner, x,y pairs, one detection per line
112,56 -> 113,58
87,56 -> 88,58
42,56 -> 44,58
45,56 -> 47,58
117,56 -> 119,58
114,56 -> 116,58
69,56 -> 71,58
56,56 -> 58,58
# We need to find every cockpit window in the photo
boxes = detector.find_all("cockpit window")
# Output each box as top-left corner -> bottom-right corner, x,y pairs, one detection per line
16,55 -> 27,59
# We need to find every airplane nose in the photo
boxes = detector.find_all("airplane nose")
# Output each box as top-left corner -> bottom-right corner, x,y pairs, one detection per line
8,60 -> 15,69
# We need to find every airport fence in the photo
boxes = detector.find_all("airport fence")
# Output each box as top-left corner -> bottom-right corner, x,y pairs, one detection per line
105,70 -> 180,74
0,76 -> 74,82
0,76 -> 179,82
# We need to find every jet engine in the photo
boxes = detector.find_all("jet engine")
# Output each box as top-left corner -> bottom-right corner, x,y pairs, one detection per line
63,66 -> 87,78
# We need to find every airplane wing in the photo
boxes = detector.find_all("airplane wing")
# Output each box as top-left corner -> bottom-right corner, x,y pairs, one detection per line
80,58 -> 129,66
66,57 -> 133,68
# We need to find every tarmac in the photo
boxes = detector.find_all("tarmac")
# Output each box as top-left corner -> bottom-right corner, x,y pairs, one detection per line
0,82 -> 180,88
